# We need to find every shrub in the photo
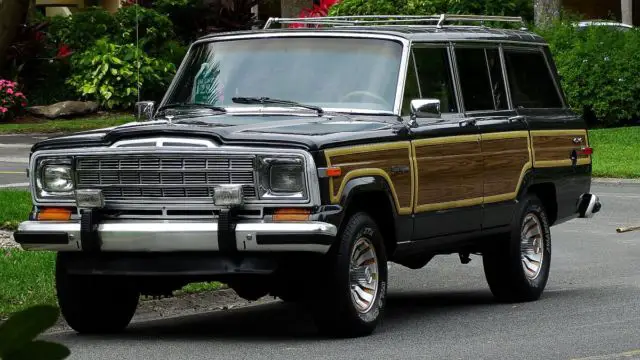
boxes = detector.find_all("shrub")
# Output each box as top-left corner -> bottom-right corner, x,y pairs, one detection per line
66,39 -> 176,109
0,80 -> 28,122
113,4 -> 176,54
328,0 -> 533,21
537,22 -> 640,126
46,7 -> 118,53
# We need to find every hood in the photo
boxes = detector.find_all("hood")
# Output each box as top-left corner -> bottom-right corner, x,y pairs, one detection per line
31,112 -> 406,153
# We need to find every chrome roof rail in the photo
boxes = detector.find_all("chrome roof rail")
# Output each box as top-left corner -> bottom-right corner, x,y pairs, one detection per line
263,14 -> 528,30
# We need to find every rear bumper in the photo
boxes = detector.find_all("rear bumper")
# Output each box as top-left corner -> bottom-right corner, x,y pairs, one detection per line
577,193 -> 602,218
13,219 -> 338,254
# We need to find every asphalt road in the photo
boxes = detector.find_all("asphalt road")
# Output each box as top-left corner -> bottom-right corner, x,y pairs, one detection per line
33,182 -> 639,360
0,134 -> 44,188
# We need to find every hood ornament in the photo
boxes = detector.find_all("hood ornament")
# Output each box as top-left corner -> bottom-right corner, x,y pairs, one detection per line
166,115 -> 175,126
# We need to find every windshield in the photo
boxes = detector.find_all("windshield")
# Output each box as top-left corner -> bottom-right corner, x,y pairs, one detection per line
161,37 -> 404,114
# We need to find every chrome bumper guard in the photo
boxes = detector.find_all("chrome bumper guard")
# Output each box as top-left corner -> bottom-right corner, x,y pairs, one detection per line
14,220 -> 338,254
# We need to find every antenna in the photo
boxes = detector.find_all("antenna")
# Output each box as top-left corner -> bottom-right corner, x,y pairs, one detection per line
135,0 -> 140,105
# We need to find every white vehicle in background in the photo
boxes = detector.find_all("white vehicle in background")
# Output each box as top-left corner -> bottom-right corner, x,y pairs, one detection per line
575,20 -> 634,31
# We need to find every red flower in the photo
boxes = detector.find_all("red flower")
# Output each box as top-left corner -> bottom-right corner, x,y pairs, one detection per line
289,0 -> 341,28
56,44 -> 73,58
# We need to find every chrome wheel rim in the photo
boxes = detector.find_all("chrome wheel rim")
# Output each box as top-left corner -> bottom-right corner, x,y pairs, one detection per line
349,237 -> 379,314
521,213 -> 544,280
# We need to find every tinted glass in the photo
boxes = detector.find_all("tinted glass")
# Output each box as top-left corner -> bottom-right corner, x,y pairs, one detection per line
455,48 -> 495,111
503,50 -> 563,109
401,52 -> 421,116
486,49 -> 508,110
412,47 -> 458,113
164,37 -> 404,113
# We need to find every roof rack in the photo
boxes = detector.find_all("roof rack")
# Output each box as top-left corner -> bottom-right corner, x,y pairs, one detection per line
263,14 -> 528,30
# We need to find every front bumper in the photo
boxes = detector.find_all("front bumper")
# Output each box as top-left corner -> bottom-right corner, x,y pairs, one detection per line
13,219 -> 338,254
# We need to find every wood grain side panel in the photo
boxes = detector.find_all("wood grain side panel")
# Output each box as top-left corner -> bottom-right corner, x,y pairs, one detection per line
531,130 -> 591,167
482,135 -> 531,200
413,137 -> 483,212
325,142 -> 414,215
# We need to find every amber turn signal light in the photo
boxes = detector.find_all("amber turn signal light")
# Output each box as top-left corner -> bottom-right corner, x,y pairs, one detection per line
326,167 -> 342,177
37,208 -> 72,221
273,208 -> 311,222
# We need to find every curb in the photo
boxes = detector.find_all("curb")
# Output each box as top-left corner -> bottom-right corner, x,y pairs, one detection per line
592,177 -> 640,185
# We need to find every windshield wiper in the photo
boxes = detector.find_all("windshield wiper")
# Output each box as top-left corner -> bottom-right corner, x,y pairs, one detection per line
173,119 -> 231,127
231,97 -> 324,116
156,102 -> 227,115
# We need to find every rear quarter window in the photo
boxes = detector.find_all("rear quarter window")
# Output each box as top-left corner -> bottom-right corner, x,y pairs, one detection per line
503,49 -> 563,109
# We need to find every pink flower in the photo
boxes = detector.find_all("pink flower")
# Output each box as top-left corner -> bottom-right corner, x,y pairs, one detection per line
6,88 -> 13,95
15,92 -> 24,98
0,107 -> 7,113
21,102 -> 27,107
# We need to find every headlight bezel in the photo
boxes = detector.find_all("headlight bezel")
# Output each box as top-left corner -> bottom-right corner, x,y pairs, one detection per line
257,155 -> 309,201
34,157 -> 75,201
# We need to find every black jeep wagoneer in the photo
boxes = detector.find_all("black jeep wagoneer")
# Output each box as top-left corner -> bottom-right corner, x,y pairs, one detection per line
14,14 -> 602,337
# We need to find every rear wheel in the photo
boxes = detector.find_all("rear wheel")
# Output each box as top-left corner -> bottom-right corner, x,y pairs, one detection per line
56,253 -> 140,334
313,212 -> 388,338
482,194 -> 552,302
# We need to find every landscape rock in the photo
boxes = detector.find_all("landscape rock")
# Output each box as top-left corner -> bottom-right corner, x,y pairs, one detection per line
0,230 -> 21,250
27,101 -> 99,119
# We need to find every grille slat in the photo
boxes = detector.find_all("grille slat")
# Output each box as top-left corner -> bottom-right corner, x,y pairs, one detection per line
76,155 -> 257,201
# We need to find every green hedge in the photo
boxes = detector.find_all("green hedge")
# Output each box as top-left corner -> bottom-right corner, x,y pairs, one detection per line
538,22 -> 640,127
328,0 -> 533,20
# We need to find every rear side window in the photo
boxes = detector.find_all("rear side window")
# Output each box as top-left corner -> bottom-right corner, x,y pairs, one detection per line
455,47 -> 507,111
503,49 -> 563,109
412,47 -> 458,113
455,48 -> 493,111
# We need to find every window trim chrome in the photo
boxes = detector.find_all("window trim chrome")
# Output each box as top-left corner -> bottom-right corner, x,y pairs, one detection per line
28,145 -> 321,210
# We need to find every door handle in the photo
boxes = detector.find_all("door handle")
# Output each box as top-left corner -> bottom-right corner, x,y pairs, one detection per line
508,115 -> 526,123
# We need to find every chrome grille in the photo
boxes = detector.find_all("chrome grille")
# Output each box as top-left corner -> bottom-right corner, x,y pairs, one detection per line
75,155 -> 257,201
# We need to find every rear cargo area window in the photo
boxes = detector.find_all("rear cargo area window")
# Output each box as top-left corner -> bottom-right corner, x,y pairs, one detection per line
503,50 -> 563,109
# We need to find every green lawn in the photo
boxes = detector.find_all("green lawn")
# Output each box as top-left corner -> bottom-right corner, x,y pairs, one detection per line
0,190 -> 32,231
589,127 -> 640,179
0,250 -> 57,318
0,114 -> 135,134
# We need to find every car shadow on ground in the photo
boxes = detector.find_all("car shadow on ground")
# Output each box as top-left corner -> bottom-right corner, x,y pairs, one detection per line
49,288 -> 580,342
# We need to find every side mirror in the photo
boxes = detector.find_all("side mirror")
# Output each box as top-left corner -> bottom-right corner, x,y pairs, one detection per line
410,99 -> 441,119
135,101 -> 155,121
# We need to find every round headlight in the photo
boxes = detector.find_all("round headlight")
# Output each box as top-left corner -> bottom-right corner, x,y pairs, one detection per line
42,165 -> 74,192
269,163 -> 304,193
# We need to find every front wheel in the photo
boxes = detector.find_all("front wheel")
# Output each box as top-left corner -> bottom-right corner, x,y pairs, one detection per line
482,194 -> 552,302
313,212 -> 388,338
56,253 -> 140,334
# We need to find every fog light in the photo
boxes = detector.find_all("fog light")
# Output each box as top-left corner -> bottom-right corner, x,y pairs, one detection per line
75,189 -> 105,209
213,185 -> 244,207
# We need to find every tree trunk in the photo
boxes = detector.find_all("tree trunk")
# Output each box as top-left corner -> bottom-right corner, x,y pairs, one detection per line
534,0 -> 561,27
0,0 -> 29,73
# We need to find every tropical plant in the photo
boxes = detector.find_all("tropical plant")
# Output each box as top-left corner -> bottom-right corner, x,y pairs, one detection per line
66,39 -> 176,109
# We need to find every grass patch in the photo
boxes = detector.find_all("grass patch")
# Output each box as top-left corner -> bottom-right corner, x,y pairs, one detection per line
0,250 -> 57,318
0,190 -> 32,231
0,114 -> 135,134
589,126 -> 640,179
0,248 -> 226,318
